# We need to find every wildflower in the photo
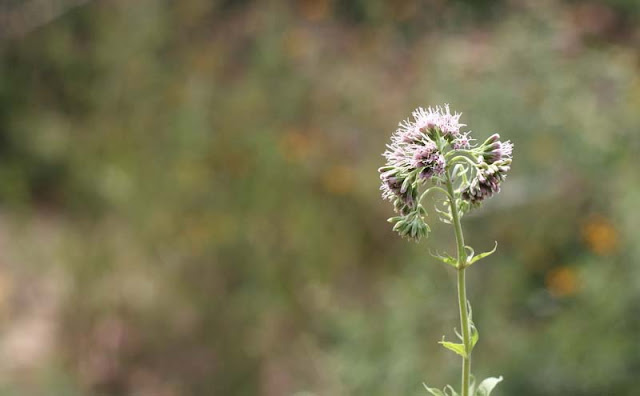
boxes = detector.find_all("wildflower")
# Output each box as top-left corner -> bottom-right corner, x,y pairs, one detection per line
379,168 -> 417,214
396,119 -> 422,144
412,104 -> 465,138
482,139 -> 513,163
380,105 -> 512,396
379,169 -> 404,201
458,133 -> 513,206
452,132 -> 473,150
379,104 -> 513,239
461,165 -> 504,204
411,142 -> 446,180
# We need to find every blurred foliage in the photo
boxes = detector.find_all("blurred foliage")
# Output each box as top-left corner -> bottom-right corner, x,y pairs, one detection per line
0,0 -> 639,395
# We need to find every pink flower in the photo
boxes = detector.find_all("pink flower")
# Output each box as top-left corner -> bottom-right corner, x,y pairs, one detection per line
412,104 -> 466,138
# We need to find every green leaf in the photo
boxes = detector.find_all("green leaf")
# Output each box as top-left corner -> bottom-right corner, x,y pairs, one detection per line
454,327 -> 463,341
401,176 -> 412,194
469,375 -> 477,395
452,164 -> 464,178
392,220 -> 407,232
444,385 -> 460,396
434,205 -> 452,224
439,338 -> 467,358
464,245 -> 475,262
418,205 -> 427,216
423,383 -> 445,396
467,242 -> 498,266
475,376 -> 503,396
429,250 -> 457,267
470,322 -> 479,351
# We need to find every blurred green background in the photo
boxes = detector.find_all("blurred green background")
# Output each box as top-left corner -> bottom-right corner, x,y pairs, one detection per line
0,0 -> 639,395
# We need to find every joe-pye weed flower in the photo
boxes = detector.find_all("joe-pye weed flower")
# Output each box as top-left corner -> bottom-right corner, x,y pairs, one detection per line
378,105 -> 513,396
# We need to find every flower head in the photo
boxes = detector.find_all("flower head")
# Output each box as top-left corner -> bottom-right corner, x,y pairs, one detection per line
412,104 -> 465,138
452,132 -> 473,150
379,104 -> 513,240
461,164 -> 506,205
379,169 -> 417,213
482,138 -> 513,164
459,133 -> 514,206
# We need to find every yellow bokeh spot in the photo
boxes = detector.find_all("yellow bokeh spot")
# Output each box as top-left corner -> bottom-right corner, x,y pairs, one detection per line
582,215 -> 618,256
546,266 -> 579,297
322,165 -> 354,195
279,129 -> 312,163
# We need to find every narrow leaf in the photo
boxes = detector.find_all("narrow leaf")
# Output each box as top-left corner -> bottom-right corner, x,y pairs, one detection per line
439,338 -> 467,358
452,164 -> 463,178
423,383 -> 445,396
467,242 -> 498,266
429,250 -> 457,267
476,376 -> 503,396
401,176 -> 411,194
454,327 -> 463,341
444,385 -> 460,396
392,220 -> 407,232
464,245 -> 475,262
470,322 -> 479,351
469,375 -> 477,396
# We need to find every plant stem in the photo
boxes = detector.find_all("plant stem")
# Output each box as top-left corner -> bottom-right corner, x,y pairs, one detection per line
445,170 -> 471,396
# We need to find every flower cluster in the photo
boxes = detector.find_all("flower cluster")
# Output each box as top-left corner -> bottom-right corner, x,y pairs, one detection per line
379,105 -> 513,241
461,134 -> 513,206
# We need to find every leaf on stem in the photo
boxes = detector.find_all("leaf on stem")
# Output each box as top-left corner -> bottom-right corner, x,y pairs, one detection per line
429,250 -> 457,267
466,242 -> 498,266
469,375 -> 477,395
444,385 -> 460,396
434,205 -> 452,224
470,322 -> 479,351
465,245 -> 475,262
438,337 -> 467,358
423,383 -> 446,396
423,383 -> 461,396
475,376 -> 503,396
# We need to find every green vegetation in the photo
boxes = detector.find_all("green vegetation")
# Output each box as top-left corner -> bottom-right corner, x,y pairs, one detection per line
0,1 -> 639,395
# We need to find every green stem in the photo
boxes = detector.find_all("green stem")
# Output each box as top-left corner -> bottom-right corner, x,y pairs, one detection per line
419,186 -> 450,203
445,170 -> 471,396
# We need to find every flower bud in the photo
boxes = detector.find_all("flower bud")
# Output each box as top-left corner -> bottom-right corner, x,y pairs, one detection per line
483,133 -> 501,145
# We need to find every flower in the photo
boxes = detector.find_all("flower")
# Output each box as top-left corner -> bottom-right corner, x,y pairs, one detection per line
379,104 -> 513,240
458,133 -> 513,206
483,139 -> 513,163
452,132 -> 473,149
379,167 -> 418,214
381,108 -> 453,190
412,104 -> 465,138
379,104 -> 465,240
461,159 -> 512,205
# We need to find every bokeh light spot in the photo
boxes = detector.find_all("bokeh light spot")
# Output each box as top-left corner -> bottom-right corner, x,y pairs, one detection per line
546,266 -> 579,297
582,215 -> 618,256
